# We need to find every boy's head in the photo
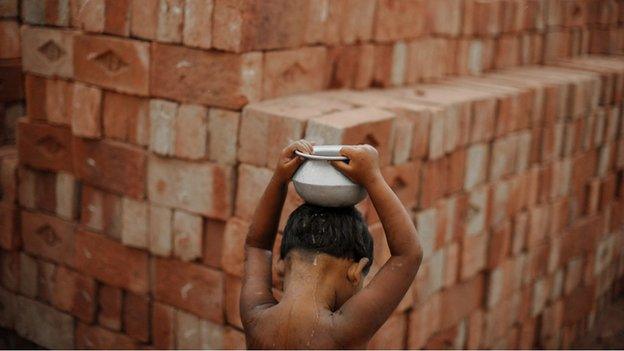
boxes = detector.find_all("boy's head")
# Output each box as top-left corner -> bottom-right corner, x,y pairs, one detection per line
280,204 -> 374,301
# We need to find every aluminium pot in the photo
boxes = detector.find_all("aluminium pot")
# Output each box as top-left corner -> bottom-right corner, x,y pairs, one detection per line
292,145 -> 367,207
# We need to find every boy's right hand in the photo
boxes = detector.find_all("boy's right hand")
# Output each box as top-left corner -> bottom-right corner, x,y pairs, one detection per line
274,139 -> 314,184
331,144 -> 382,188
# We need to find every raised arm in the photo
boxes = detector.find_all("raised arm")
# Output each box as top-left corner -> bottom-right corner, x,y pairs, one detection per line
331,145 -> 423,344
240,140 -> 313,326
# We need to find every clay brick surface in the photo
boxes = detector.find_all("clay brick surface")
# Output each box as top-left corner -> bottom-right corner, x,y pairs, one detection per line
21,26 -> 74,78
74,34 -> 149,95
15,296 -> 74,349
263,46 -> 327,99
73,138 -> 146,199
74,230 -> 149,294
153,258 -> 224,322
18,120 -> 73,172
148,155 -> 234,220
151,43 -> 262,109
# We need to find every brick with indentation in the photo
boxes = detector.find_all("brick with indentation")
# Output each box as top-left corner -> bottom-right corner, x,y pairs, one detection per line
74,34 -> 149,95
21,210 -> 75,266
263,46 -> 327,99
18,120 -> 73,172
21,25 -> 75,78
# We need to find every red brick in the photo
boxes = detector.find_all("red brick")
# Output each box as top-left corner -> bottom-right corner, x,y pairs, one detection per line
17,120 -> 73,173
225,274 -> 242,329
222,217 -> 248,277
0,204 -> 18,250
407,293 -> 441,348
406,38 -> 450,83
150,43 -> 262,109
75,322 -> 138,349
21,211 -> 75,266
71,82 -> 102,138
45,78 -> 73,126
52,266 -> 96,322
0,21 -> 20,59
71,0 -> 105,32
234,164 -> 272,220
183,0 -> 213,48
263,46 -> 327,99
460,233 -> 487,280
212,0 -> 308,52
149,203 -> 173,256
238,95 -> 351,167
305,107 -> 396,165
172,210 -> 203,261
155,0 -> 184,43
36,260 -> 55,302
98,285 -> 122,330
73,138 -> 146,199
425,0 -> 462,35
123,292 -> 150,342
0,249 -> 19,292
467,309 -> 484,349
562,284 -> 595,325
24,75 -> 46,121
74,34 -> 149,95
148,155 -> 234,220
173,104 -> 208,160
374,0 -> 427,41
381,161 -> 421,208
153,257 -> 224,322
207,108 -> 240,165
79,185 -> 122,236
487,221 -> 511,270
74,230 -> 149,294
420,157 -> 448,208
203,219 -> 225,268
21,25 -> 75,78
130,0 -> 158,39
152,302 -> 175,349
15,296 -> 74,349
369,313 -> 407,349
176,309 -> 201,348
0,286 -> 15,329
104,0 -> 131,36
440,274 -> 485,330
463,0 -> 502,36
0,1 -> 18,17
0,59 -> 24,102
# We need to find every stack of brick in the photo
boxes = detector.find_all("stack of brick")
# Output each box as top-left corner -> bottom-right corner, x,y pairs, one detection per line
236,56 -> 624,349
3,0 -> 624,349
0,0 -> 23,145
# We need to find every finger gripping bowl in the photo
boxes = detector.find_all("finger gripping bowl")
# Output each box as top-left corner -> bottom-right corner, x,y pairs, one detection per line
292,145 -> 367,207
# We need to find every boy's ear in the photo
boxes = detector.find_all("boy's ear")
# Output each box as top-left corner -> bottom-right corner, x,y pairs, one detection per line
276,258 -> 285,277
347,258 -> 369,285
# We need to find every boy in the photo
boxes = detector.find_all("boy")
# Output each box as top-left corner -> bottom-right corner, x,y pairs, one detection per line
241,140 -> 423,349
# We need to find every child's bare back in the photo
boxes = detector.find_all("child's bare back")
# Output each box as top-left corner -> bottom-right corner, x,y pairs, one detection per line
240,141 -> 423,349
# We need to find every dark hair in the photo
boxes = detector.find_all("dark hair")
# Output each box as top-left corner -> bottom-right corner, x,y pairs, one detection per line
280,204 -> 374,274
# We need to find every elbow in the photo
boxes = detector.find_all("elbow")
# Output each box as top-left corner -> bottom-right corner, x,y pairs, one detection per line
406,240 -> 424,268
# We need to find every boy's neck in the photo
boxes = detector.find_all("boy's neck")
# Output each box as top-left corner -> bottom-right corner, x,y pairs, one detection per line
280,254 -> 343,311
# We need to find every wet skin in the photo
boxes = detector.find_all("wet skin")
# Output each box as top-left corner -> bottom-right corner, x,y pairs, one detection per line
241,141 -> 423,349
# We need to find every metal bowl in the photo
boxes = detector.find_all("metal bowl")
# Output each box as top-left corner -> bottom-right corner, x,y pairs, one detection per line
292,145 -> 367,207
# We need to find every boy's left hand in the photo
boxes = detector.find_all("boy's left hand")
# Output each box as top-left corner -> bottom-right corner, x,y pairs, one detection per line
274,139 -> 314,183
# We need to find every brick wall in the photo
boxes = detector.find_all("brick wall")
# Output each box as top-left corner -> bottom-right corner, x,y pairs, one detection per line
2,0 -> 624,349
